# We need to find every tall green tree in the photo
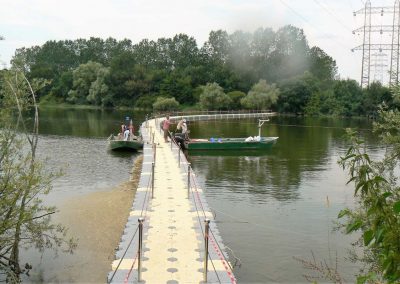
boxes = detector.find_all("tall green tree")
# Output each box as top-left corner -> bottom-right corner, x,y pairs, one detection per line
309,46 -> 337,82
362,82 -> 392,115
269,25 -> 310,81
333,79 -> 363,116
278,72 -> 319,114
67,61 -> 109,105
159,72 -> 194,104
8,28 -> 346,112
201,30 -> 230,65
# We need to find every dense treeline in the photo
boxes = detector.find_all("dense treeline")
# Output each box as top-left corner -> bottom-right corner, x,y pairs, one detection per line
2,25 -> 396,116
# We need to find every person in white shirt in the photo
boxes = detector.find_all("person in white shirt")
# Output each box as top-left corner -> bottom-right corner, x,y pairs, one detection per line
181,119 -> 187,134
123,128 -> 130,141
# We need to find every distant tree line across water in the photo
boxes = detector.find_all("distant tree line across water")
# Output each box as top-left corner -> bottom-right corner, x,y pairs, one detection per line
0,25 -> 397,116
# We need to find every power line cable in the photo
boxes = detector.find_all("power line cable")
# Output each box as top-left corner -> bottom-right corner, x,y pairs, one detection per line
277,0 -> 360,72
347,0 -> 355,11
313,0 -> 353,32
277,0 -> 354,50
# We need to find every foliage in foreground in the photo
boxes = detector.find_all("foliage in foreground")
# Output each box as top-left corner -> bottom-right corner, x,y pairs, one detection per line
0,70 -> 76,281
338,107 -> 400,283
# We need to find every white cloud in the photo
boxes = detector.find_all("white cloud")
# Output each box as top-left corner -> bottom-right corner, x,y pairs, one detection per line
0,0 -> 391,81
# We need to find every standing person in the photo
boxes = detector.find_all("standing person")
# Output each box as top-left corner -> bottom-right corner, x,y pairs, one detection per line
163,115 -> 171,142
123,127 -> 130,141
129,119 -> 134,137
181,119 -> 187,134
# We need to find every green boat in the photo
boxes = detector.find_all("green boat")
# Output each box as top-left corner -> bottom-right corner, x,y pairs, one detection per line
108,134 -> 143,151
187,137 -> 278,150
183,119 -> 278,151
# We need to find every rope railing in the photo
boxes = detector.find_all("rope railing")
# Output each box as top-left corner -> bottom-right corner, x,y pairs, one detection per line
123,251 -> 139,284
109,169 -> 152,283
108,226 -> 139,283
167,132 -> 236,284
151,111 -> 276,127
147,117 -> 237,283
188,166 -> 239,274
152,109 -> 274,118
188,171 -> 236,284
109,124 -> 154,283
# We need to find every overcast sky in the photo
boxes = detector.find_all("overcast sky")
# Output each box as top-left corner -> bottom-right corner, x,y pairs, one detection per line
0,0 -> 396,82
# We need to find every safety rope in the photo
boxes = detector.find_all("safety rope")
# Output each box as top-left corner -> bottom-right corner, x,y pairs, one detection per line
109,125 -> 153,283
108,226 -> 139,283
209,228 -> 234,272
155,118 -> 236,283
208,252 -> 222,284
187,163 -> 237,284
123,251 -> 139,284
208,232 -> 237,284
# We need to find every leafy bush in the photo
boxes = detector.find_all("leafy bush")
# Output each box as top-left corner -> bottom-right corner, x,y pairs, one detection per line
152,96 -> 180,111
227,91 -> 246,109
135,95 -> 157,109
199,82 -> 232,110
339,108 -> 400,283
241,79 -> 279,110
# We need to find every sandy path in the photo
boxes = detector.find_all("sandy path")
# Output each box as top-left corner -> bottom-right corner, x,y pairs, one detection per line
56,156 -> 142,282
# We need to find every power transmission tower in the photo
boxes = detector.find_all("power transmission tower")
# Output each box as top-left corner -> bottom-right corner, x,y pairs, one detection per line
391,0 -> 400,85
352,0 -> 400,87
371,53 -> 388,82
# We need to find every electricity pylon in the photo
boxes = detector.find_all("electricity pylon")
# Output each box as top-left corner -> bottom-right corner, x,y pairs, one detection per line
352,0 -> 400,87
371,53 -> 388,83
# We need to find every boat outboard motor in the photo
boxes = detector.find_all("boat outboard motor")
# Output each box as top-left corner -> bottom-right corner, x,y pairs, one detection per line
174,133 -> 187,150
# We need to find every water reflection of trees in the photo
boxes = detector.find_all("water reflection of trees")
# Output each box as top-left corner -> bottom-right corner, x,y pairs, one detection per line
38,108 -> 147,137
189,117 -> 375,203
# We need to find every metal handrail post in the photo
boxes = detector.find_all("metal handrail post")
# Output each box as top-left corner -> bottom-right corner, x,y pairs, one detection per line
151,162 -> 155,198
152,131 -> 155,144
178,147 -> 181,167
204,219 -> 210,283
153,143 -> 156,163
138,217 -> 144,282
187,163 -> 191,199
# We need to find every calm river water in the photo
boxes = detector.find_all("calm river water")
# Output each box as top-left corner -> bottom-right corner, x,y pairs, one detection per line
27,109 -> 381,283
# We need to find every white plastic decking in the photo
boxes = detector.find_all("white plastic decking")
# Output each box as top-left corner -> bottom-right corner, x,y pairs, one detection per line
108,112 -> 275,283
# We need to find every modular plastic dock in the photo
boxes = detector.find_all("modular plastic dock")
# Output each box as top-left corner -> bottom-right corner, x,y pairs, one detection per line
108,112 -> 275,283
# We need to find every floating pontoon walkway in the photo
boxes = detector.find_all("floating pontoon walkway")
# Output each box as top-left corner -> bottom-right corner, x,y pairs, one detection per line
108,112 -> 275,283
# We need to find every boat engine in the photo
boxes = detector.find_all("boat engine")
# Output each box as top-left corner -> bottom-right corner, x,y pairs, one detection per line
174,133 -> 188,150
